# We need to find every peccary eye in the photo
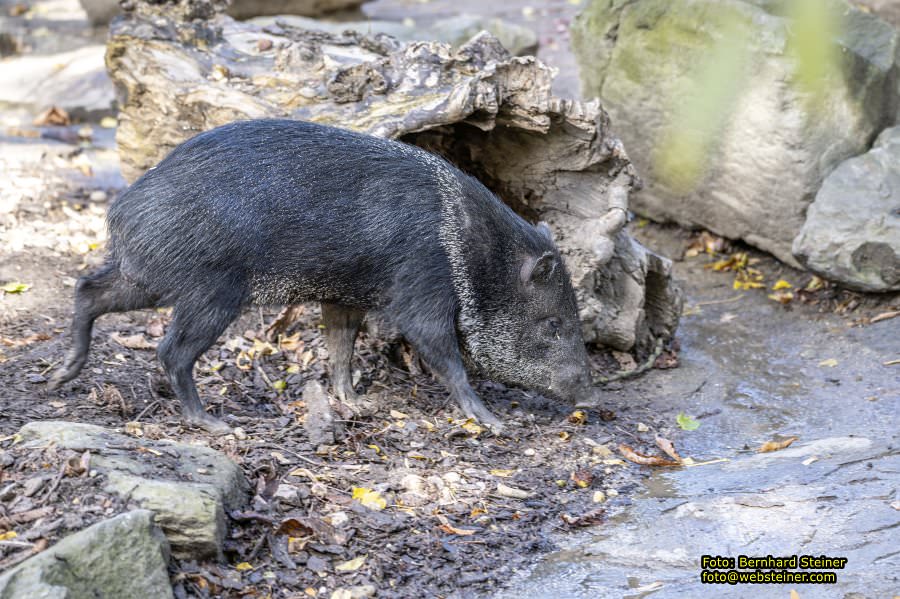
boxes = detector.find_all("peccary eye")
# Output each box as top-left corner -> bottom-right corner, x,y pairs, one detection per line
545,317 -> 562,338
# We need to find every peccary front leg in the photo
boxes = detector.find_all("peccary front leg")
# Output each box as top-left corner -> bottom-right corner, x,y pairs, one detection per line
407,328 -> 504,434
321,302 -> 374,416
157,293 -> 243,435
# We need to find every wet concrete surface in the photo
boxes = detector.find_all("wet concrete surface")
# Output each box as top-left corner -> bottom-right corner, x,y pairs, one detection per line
499,237 -> 900,598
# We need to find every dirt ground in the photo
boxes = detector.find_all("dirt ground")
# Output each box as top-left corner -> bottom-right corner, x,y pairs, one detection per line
1,0 -> 899,598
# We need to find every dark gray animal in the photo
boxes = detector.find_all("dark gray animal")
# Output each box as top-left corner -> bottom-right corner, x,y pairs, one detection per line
49,119 -> 601,434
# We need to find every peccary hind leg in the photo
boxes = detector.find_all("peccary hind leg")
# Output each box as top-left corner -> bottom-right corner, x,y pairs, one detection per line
49,263 -> 155,389
321,302 -> 375,416
157,292 -> 243,435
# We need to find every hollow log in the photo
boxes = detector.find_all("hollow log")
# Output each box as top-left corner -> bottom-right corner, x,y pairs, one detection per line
106,0 -> 683,353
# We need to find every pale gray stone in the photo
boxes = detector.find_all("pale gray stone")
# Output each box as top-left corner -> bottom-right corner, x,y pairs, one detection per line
0,510 -> 173,599
16,421 -> 249,559
572,0 -> 900,267
793,126 -> 900,291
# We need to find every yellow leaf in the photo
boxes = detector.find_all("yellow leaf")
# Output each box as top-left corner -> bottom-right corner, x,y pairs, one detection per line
460,419 -> 484,435
249,339 -> 277,358
772,279 -> 792,290
335,555 -> 366,572
1,282 -> 30,294
272,380 -> 287,392
420,420 -> 435,431
733,279 -> 765,290
0,531 -> 17,541
235,562 -> 253,571
567,410 -> 587,425
390,409 -> 408,419
235,350 -> 253,371
490,469 -> 515,477
278,332 -> 302,351
818,358 -> 838,368
805,276 -> 826,291
352,487 -> 386,511
558,431 -> 571,441
286,364 -> 300,374
100,116 -> 117,128
768,291 -> 794,304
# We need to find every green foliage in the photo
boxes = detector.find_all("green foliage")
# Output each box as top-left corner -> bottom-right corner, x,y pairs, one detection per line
676,412 -> 701,431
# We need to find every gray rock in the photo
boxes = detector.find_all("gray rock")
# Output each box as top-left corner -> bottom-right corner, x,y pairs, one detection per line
79,0 -> 367,25
0,45 -> 114,118
0,510 -> 173,599
501,437 -> 900,597
572,0 -> 900,267
16,421 -> 249,559
249,14 -> 538,56
793,126 -> 900,291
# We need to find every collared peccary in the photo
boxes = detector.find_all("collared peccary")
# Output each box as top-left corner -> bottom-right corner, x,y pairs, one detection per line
49,119 -> 601,434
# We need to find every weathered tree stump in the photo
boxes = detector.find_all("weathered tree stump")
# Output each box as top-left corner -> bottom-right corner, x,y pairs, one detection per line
106,0 -> 683,353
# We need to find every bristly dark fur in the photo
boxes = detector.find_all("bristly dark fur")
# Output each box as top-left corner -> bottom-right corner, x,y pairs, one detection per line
50,119 -> 597,433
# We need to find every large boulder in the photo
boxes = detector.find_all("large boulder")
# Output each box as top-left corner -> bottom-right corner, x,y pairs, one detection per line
0,45 -> 114,119
17,421 -> 249,559
79,0 -> 368,25
104,0 -> 683,353
0,510 -> 173,599
572,0 -> 900,267
793,126 -> 900,291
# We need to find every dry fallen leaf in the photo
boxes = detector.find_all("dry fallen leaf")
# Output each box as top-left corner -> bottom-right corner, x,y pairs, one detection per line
758,436 -> 798,453
235,562 -> 253,571
0,333 -> 52,348
570,469 -> 594,488
335,555 -> 366,572
460,419 -> 484,435
352,487 -> 387,511
567,410 -> 587,425
818,358 -> 838,368
124,421 -> 143,437
0,531 -> 18,541
496,483 -> 532,499
870,310 -> 899,324
618,444 -> 681,467
33,106 -> 70,126
654,436 -> 684,464
489,469 -> 515,478
437,523 -> 476,536
560,508 -> 606,527
110,332 -> 157,350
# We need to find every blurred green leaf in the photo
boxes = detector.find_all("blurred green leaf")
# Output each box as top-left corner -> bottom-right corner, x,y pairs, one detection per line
1,282 -> 30,294
676,412 -> 701,431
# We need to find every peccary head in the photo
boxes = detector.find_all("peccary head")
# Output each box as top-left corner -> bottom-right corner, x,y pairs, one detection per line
444,178 -> 597,405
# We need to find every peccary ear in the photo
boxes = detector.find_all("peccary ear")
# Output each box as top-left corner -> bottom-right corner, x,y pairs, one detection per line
521,252 -> 558,286
536,221 -> 554,242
